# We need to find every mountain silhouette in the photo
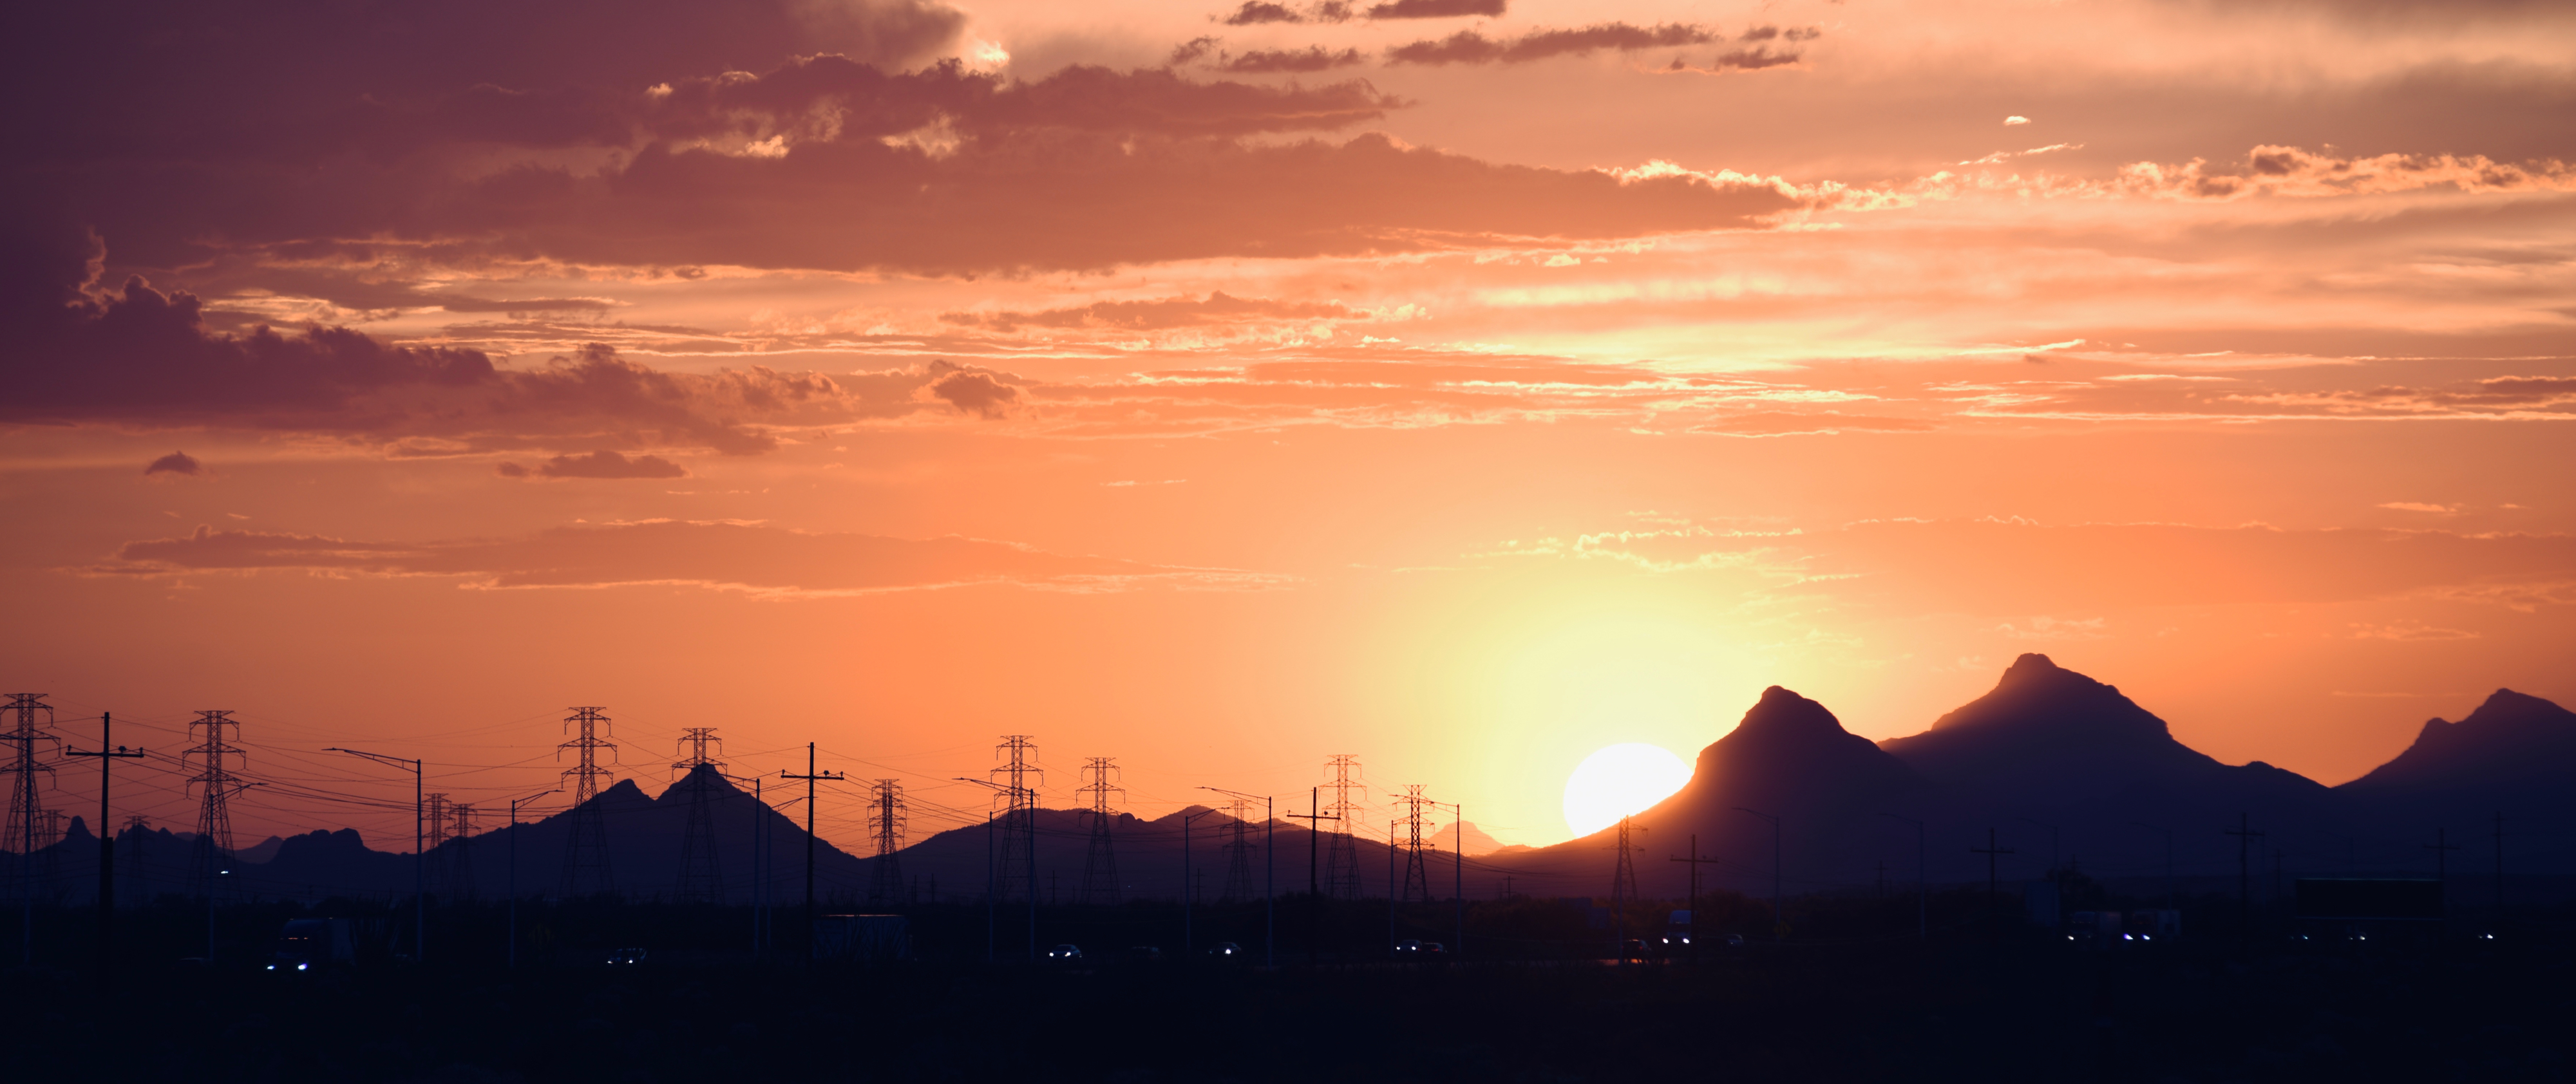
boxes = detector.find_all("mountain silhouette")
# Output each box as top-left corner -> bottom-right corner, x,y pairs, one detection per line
18,664 -> 2568,910
2339,689 -> 2576,827
1880,653 -> 2331,819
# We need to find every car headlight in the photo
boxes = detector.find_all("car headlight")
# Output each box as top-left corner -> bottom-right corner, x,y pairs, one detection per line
298,962 -> 309,971
265,964 -> 276,971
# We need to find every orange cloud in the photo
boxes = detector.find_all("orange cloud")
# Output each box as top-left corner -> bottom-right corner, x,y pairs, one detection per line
92,520 -> 1282,597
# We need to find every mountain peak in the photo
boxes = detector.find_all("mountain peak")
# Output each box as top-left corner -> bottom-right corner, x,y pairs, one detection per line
1737,685 -> 1844,736
2345,687 -> 2576,796
1923,654 -> 2166,740
2000,653 -> 2061,681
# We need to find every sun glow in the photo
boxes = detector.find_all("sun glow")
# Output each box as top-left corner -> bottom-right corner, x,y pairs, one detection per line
1562,743 -> 1693,837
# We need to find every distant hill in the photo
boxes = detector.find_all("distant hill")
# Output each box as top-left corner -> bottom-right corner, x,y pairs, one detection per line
15,663 -> 2570,909
2338,689 -> 2576,828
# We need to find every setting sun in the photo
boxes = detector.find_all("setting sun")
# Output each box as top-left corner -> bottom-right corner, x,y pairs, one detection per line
1562,743 -> 1694,837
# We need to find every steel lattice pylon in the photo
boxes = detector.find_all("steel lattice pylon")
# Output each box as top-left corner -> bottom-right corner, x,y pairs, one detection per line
1323,754 -> 1363,900
672,727 -> 724,904
990,736 -> 1040,905
557,707 -> 618,899
1220,799 -> 1256,902
1610,815 -> 1640,915
2,695 -> 57,911
424,793 -> 450,897
447,802 -> 477,902
867,779 -> 906,906
184,711 -> 245,899
1396,785 -> 1433,904
1074,757 -> 1122,905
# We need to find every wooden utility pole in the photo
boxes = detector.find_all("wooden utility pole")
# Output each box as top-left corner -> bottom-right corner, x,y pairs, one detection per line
1669,833 -> 1723,960
2224,813 -> 2264,939
784,744 -> 844,965
64,711 -> 143,989
1285,788 -> 1340,963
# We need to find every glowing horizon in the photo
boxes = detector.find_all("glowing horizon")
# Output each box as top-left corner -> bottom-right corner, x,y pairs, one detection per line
2,0 -> 2570,854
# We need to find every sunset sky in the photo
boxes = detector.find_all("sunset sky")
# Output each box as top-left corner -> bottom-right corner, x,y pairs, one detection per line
4,0 -> 2571,855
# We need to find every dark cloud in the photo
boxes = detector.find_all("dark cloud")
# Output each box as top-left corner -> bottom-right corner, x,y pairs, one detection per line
1171,36 -> 1222,64
1221,2 -> 1307,24
1385,23 -> 1732,66
931,371 -> 1021,418
0,228 -> 976,451
1218,1 -> 1353,24
942,293 -> 1363,332
92,520 -> 1274,596
1367,0 -> 1506,19
513,450 -> 690,480
1217,46 -> 1370,73
144,451 -> 204,476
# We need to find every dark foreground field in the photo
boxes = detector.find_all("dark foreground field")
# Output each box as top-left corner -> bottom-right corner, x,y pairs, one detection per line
3,899 -> 2571,1083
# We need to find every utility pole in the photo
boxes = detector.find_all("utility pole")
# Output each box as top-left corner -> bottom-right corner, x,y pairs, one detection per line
1671,834 -> 1721,958
1286,787 -> 1340,964
750,778 -> 766,954
1182,807 -> 1216,955
2425,827 -> 2461,922
556,707 -> 618,899
2,693 -> 58,967
1971,827 -> 2014,928
65,711 -> 143,987
2134,821 -> 2175,910
505,788 -> 556,968
959,762 -> 1037,962
1202,786 -> 1273,966
672,728 -> 724,904
1737,807 -> 1783,940
784,743 -> 844,964
1882,814 -> 1926,940
2224,813 -> 2264,939
1074,759 -> 1121,906
1428,799 -> 1463,958
328,747 -> 421,962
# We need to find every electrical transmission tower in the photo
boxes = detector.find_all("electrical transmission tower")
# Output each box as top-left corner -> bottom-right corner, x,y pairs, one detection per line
990,736 -> 1040,905
1075,757 -> 1123,905
3,695 -> 57,915
673,727 -> 724,904
558,707 -> 618,898
867,779 -> 906,906
1323,755 -> 1363,900
447,802 -> 477,902
184,711 -> 245,899
1220,798 -> 1256,902
424,793 -> 450,897
1396,785 -> 1433,904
